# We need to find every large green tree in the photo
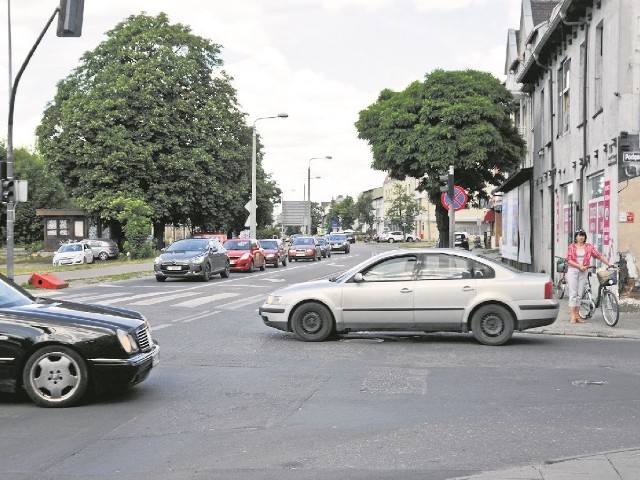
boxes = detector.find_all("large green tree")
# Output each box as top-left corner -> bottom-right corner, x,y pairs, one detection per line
36,13 -> 277,245
356,69 -> 525,242
355,191 -> 375,232
385,184 -> 424,234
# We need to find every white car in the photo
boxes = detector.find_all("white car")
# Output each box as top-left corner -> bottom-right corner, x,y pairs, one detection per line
259,248 -> 559,346
53,242 -> 95,266
380,231 -> 406,243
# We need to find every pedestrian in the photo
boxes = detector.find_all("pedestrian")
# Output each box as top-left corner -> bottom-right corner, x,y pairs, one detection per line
565,229 -> 612,323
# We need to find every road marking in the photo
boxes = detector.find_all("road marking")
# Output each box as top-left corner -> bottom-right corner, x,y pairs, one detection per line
217,294 -> 266,310
173,293 -> 239,308
130,291 -> 202,306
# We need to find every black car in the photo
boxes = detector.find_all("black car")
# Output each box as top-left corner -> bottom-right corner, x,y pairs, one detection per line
154,238 -> 230,282
327,233 -> 350,253
315,236 -> 331,258
0,275 -> 159,407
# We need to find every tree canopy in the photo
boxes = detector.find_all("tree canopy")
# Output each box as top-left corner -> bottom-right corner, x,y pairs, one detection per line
355,69 -> 525,241
36,13 -> 279,244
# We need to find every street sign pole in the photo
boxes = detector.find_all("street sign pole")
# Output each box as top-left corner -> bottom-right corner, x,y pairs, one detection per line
448,166 -> 455,248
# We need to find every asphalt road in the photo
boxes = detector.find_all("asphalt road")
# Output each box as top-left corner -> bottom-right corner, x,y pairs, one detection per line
2,243 -> 640,480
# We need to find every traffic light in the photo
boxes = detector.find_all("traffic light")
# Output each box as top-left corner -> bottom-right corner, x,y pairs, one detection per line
2,179 -> 15,203
57,0 -> 84,37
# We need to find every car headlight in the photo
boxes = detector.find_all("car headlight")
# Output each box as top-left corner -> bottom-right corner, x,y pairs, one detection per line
266,294 -> 283,305
154,256 -> 162,264
240,252 -> 251,260
117,329 -> 140,354
189,254 -> 206,264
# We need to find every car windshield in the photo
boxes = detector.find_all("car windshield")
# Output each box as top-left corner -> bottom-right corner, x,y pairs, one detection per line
260,240 -> 278,249
0,275 -> 33,308
293,238 -> 314,246
223,240 -> 252,250
328,234 -> 346,241
59,244 -> 82,253
166,239 -> 208,252
316,238 -> 327,245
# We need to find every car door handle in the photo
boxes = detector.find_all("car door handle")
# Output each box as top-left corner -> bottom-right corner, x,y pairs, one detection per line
400,288 -> 413,294
462,286 -> 475,292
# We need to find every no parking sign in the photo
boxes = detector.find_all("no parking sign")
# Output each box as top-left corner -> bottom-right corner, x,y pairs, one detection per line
440,186 -> 468,211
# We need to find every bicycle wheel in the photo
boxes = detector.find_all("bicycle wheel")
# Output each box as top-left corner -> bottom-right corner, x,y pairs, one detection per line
578,291 -> 595,319
555,278 -> 566,299
601,290 -> 619,327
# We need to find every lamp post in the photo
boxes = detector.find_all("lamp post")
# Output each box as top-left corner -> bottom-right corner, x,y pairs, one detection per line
250,113 -> 288,239
307,156 -> 332,234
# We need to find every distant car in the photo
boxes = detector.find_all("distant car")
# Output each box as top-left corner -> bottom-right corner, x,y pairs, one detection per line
381,231 -> 406,243
0,274 -> 159,407
53,242 -> 94,266
341,230 -> 356,243
315,236 -> 331,258
154,238 -> 230,282
223,238 -> 266,272
455,232 -> 470,250
327,233 -> 350,253
259,248 -> 559,346
288,236 -> 322,261
82,238 -> 119,261
259,238 -> 288,268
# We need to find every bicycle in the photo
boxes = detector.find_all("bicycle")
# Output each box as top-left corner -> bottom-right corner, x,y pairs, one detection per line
578,265 -> 619,326
554,256 -> 567,299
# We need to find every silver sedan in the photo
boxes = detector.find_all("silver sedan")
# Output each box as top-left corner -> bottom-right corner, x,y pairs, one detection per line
259,248 -> 559,346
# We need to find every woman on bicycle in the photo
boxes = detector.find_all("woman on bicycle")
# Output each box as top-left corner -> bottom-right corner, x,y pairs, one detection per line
565,229 -> 612,323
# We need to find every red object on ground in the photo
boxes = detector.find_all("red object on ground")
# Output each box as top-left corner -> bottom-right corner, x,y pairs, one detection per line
28,272 -> 69,289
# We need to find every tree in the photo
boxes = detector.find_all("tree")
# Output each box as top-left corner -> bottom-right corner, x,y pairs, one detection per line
104,196 -> 153,259
36,13 -> 264,246
355,69 -> 525,242
331,196 -> 357,230
355,191 -> 375,232
385,184 -> 424,235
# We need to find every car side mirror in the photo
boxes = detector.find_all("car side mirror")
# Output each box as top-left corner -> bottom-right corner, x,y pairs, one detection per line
160,248 -> 166,253
353,273 -> 364,283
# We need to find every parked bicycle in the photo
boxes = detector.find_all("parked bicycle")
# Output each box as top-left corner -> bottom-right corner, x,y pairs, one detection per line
578,265 -> 619,326
554,256 -> 567,299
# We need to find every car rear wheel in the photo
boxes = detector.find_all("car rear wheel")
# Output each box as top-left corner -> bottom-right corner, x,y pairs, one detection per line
470,305 -> 514,346
291,302 -> 334,342
98,251 -> 109,261
23,345 -> 89,408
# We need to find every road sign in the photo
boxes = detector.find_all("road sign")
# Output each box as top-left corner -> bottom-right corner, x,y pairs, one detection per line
441,185 -> 468,211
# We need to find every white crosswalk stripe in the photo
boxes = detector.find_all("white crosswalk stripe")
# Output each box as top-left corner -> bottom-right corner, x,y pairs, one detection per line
173,292 -> 239,308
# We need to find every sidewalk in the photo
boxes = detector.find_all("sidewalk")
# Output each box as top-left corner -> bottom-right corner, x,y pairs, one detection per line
13,261 -> 154,287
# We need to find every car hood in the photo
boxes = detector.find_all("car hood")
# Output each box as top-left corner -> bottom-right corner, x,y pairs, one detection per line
272,279 -> 337,297
7,299 -> 145,331
157,251 -> 203,262
226,250 -> 250,257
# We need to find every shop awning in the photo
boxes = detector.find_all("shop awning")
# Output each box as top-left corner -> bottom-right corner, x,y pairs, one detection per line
482,210 -> 495,223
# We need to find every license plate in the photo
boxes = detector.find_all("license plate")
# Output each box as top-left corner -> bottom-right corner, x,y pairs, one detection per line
167,265 -> 181,271
296,253 -> 306,256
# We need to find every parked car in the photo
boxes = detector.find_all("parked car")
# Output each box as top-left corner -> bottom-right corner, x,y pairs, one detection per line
0,275 -> 159,407
258,239 -> 288,268
52,242 -> 94,266
380,231 -> 406,243
455,232 -> 470,250
259,248 -> 559,346
327,233 -> 350,253
82,238 -> 120,261
315,236 -> 331,258
154,238 -> 230,282
223,238 -> 266,272
288,236 -> 322,261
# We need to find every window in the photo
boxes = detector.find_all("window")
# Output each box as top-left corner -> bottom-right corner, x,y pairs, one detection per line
594,22 -> 603,111
561,183 -> 575,245
587,173 -> 605,253
361,255 -> 416,282
416,254 -> 475,280
559,59 -> 571,134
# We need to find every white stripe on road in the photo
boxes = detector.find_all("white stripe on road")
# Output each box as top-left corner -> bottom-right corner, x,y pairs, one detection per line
173,293 -> 238,308
217,294 -> 266,310
130,291 -> 202,306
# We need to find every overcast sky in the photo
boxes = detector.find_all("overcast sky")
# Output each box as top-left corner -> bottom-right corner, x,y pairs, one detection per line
0,0 -> 521,205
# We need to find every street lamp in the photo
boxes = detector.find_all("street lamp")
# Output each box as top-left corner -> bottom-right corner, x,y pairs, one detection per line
307,156 -> 332,234
250,113 -> 288,239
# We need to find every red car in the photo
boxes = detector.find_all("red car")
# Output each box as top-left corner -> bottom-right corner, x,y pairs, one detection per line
223,238 -> 266,272
258,238 -> 288,268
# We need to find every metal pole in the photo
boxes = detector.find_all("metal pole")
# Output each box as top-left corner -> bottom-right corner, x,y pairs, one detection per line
307,164 -> 311,235
250,125 -> 257,239
448,165 -> 455,248
5,7 -> 60,280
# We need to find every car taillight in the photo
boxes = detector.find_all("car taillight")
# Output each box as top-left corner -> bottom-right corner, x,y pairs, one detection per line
544,281 -> 552,299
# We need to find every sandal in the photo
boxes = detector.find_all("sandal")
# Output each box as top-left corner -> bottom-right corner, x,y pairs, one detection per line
570,318 -> 586,323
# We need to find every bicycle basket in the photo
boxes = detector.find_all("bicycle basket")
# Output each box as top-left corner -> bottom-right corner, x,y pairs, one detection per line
556,259 -> 567,273
597,268 -> 617,286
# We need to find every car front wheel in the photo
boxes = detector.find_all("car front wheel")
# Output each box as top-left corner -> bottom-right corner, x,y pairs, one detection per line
221,261 -> 230,278
388,238 -> 394,243
291,302 -> 334,342
201,262 -> 211,281
470,305 -> 514,346
23,345 -> 89,408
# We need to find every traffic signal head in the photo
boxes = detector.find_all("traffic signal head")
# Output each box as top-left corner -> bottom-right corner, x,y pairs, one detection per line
2,179 -> 15,203
438,174 -> 449,193
57,0 -> 84,37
